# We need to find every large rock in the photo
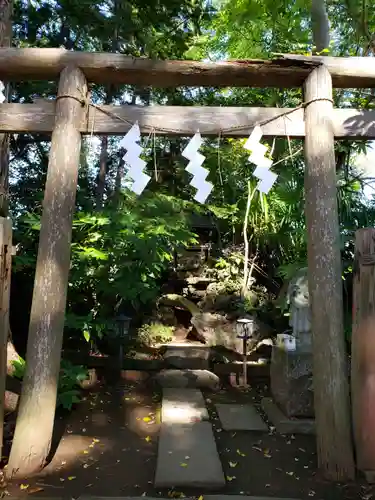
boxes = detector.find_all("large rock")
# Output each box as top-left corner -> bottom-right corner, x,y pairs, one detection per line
191,312 -> 272,355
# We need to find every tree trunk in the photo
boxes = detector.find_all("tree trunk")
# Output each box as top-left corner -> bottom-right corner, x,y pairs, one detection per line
6,66 -> 87,478
311,0 -> 330,53
351,228 -> 375,479
96,135 -> 108,210
0,0 -> 12,217
0,0 -> 12,462
0,219 -> 11,457
304,65 -> 355,481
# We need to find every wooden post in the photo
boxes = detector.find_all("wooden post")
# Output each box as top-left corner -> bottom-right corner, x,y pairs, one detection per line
0,0 -> 13,460
0,217 -> 11,458
6,66 -> 87,478
0,0 -> 13,217
351,228 -> 375,480
304,65 -> 355,481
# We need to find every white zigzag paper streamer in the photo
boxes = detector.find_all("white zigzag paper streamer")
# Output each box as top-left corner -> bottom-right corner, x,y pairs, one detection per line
244,125 -> 277,195
119,123 -> 150,195
182,132 -> 213,204
0,81 -> 6,104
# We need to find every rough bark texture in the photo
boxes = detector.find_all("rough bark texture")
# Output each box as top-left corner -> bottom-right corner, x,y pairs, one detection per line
304,65 -> 355,481
0,0 -> 12,217
351,228 -> 375,474
0,48 -> 375,87
0,0 -> 13,459
0,218 -> 11,456
311,0 -> 330,53
6,66 -> 87,478
96,135 -> 108,210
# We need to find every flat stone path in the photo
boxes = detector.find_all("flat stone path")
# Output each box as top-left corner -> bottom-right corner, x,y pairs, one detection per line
80,496 -> 299,500
215,403 -> 268,431
161,387 -> 208,423
155,388 -> 225,489
154,421 -> 226,489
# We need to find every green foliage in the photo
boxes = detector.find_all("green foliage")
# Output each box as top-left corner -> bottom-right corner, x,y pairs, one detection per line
137,322 -> 174,346
9,0 -> 375,364
11,358 -> 88,411
10,358 -> 26,380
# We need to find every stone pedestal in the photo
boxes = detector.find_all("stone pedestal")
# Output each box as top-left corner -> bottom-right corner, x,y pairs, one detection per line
270,345 -> 314,418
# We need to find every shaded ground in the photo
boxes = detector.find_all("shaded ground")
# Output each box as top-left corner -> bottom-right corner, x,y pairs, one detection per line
2,372 -> 374,500
204,384 -> 374,500
3,373 -> 161,498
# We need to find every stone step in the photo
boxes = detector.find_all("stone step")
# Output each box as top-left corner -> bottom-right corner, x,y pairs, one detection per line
154,369 -> 220,390
162,388 -> 209,423
163,344 -> 211,370
215,403 -> 268,431
154,421 -> 225,489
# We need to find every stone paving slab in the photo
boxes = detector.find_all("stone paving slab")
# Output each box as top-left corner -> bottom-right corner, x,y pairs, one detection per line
79,497 -> 300,500
205,496 -> 300,500
163,345 -> 211,370
154,369 -> 220,390
154,422 -> 225,489
215,403 -> 268,431
261,397 -> 315,435
162,388 -> 209,423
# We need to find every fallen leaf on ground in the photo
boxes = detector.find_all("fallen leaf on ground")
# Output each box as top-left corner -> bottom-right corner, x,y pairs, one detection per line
236,449 -> 246,457
20,484 -> 29,490
180,463 -> 188,467
226,476 -> 236,481
28,487 -> 44,494
68,476 -> 76,481
229,462 -> 237,468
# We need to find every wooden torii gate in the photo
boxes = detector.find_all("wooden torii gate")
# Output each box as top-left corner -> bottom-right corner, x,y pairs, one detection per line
1,48 -> 375,480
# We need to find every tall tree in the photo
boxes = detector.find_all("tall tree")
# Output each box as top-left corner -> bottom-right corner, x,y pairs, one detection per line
0,0 -> 13,460
311,0 -> 330,53
7,66 -> 87,478
307,0 -> 354,480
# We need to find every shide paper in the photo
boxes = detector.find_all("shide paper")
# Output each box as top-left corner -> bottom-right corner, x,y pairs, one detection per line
244,125 -> 277,194
119,123 -> 150,195
182,132 -> 213,204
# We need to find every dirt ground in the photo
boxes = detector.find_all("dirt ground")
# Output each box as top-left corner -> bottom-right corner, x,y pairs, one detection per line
204,386 -> 374,500
2,373 -> 374,500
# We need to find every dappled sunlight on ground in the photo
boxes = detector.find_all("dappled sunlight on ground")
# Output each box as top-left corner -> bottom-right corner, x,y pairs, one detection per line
3,377 -> 161,498
40,434 -> 113,477
125,404 -> 160,436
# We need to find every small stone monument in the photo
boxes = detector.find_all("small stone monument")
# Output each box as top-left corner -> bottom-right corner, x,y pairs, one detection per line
271,267 -> 314,418
261,268 -> 315,434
